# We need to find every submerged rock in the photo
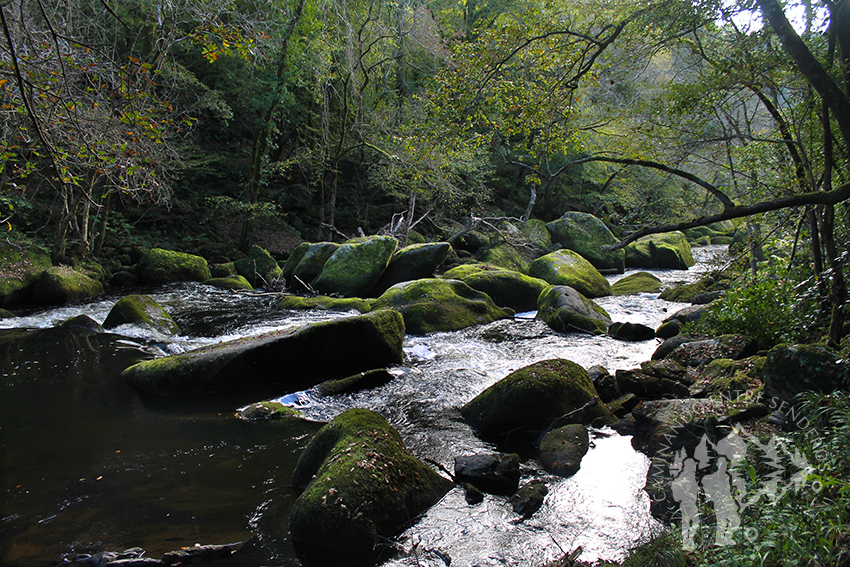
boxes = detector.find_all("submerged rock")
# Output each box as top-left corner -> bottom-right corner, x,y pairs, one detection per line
461,359 -> 615,440
441,263 -> 549,312
237,401 -> 303,421
288,408 -> 452,555
137,248 -> 210,284
372,278 -> 514,335
536,285 -> 612,335
545,212 -> 625,273
528,249 -> 611,298
454,452 -> 521,495
121,310 -> 404,396
312,236 -> 397,297
32,266 -> 103,305
315,368 -> 396,397
103,294 -> 180,335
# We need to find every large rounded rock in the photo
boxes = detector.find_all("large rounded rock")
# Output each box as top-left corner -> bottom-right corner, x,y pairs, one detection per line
137,248 -> 210,284
441,264 -> 549,312
32,266 -> 103,305
611,272 -> 663,296
460,359 -> 615,439
281,242 -> 310,282
763,344 -> 849,401
291,242 -> 340,288
372,278 -> 514,335
121,309 -> 404,396
234,245 -> 282,287
288,408 -> 452,555
539,423 -> 589,477
536,285 -> 612,335
369,242 -> 452,297
278,295 -> 373,313
0,240 -> 52,307
103,294 -> 180,335
625,232 -> 695,270
528,249 -> 611,298
545,212 -> 624,273
480,242 -> 529,273
312,236 -> 397,297
205,275 -> 255,292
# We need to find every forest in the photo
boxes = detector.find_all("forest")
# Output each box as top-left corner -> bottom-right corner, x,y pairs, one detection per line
2,0 -> 850,564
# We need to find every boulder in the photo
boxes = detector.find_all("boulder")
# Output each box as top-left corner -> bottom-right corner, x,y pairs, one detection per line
480,242 -> 529,273
689,356 -> 764,398
281,242 -> 310,282
205,275 -> 255,292
589,365 -> 618,403
369,242 -> 452,297
103,294 -> 181,335
611,272 -> 663,296
668,334 -> 758,367
608,322 -> 656,341
371,278 -> 514,335
209,261 -> 238,278
121,309 -> 404,396
615,368 -> 690,400
32,266 -> 104,305
288,408 -> 453,555
508,479 -> 549,519
522,219 -> 552,250
528,249 -> 611,298
763,344 -> 849,402
538,423 -> 589,477
652,334 -> 700,361
234,245 -> 282,287
237,401 -> 303,421
460,359 -> 615,439
625,232 -> 695,270
58,314 -> 104,333
312,236 -> 397,297
278,295 -> 373,313
454,452 -> 520,495
441,264 -> 549,312
315,368 -> 396,397
290,242 -> 340,289
137,248 -> 210,284
0,240 -> 52,307
536,285 -> 612,335
545,212 -> 625,273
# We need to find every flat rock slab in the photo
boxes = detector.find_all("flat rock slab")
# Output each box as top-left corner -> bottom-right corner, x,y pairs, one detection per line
121,310 -> 404,396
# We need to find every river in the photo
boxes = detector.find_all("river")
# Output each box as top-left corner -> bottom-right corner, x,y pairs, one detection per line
0,246 -> 725,567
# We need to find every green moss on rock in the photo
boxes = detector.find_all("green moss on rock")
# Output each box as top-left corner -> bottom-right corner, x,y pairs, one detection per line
545,212 -> 625,273
103,294 -> 181,335
528,249 -> 611,298
278,295 -> 373,313
238,401 -> 303,420
0,240 -> 52,307
480,242 -> 529,273
441,263 -> 549,312
372,278 -> 514,335
369,242 -> 452,297
536,285 -> 611,334
205,275 -> 255,291
625,232 -> 695,270
32,266 -> 104,306
235,245 -> 282,287
137,248 -> 210,284
461,359 -> 615,439
539,423 -> 589,477
611,272 -> 663,296
288,408 -> 453,554
312,236 -> 397,297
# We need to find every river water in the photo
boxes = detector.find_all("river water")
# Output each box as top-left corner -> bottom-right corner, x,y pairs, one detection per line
0,246 -> 725,567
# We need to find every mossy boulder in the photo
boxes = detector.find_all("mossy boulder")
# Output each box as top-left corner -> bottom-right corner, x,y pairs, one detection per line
369,242 -> 452,297
32,266 -> 104,306
539,423 -> 589,477
315,368 -> 396,397
0,240 -> 52,307
312,236 -> 397,297
545,212 -> 625,273
522,219 -> 553,250
103,294 -> 181,335
137,248 -> 210,284
441,264 -> 549,312
290,242 -> 340,289
234,245 -> 282,287
371,278 -> 514,335
536,285 -> 612,335
625,232 -> 695,270
288,408 -> 453,555
689,356 -> 765,398
281,242 -> 310,281
205,275 -> 255,292
278,295 -> 373,313
209,262 -> 238,278
763,344 -> 849,401
528,249 -> 611,298
58,314 -> 104,333
611,272 -> 663,296
460,359 -> 615,439
608,322 -> 656,342
668,334 -> 759,367
480,242 -> 529,273
237,401 -> 303,421
121,309 -> 404,396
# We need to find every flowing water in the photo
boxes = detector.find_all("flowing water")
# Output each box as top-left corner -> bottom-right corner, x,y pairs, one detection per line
0,246 -> 726,567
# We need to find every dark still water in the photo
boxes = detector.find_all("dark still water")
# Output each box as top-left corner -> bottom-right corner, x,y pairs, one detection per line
1,246 -> 725,566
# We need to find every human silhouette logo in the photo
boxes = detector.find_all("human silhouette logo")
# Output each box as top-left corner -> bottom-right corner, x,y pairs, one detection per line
670,426 -> 813,549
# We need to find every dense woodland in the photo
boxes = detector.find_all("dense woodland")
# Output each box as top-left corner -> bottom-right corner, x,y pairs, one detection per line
1,0 -> 849,344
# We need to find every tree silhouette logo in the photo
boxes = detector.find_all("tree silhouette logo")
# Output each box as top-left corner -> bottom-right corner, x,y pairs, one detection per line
669,425 -> 814,549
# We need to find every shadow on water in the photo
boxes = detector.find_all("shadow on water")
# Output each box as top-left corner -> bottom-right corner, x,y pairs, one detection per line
0,326 -> 320,567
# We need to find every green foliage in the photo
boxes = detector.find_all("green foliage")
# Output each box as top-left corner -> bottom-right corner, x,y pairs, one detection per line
693,266 -> 821,349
